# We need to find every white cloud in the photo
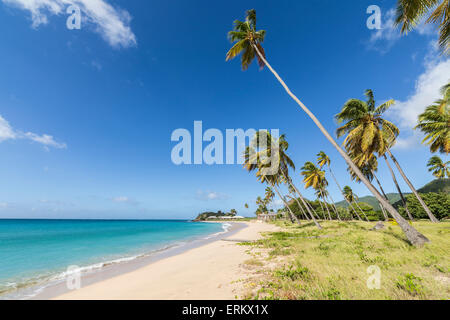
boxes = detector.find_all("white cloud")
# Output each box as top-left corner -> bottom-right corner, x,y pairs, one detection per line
24,132 -> 67,149
387,46 -> 450,150
2,0 -> 136,48
367,8 -> 438,53
273,199 -> 284,207
195,190 -> 229,201
367,9 -> 401,53
0,115 -> 17,141
112,196 -> 139,205
389,59 -> 450,128
0,114 -> 66,149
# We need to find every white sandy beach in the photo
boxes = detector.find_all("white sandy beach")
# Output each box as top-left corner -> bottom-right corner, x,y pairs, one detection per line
54,221 -> 279,300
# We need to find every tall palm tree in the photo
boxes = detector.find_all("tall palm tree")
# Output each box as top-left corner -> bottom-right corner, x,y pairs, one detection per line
317,151 -> 347,220
265,186 -> 275,201
427,155 -> 450,178
225,9 -> 426,245
336,90 -> 397,168
256,196 -> 267,215
336,89 -> 439,224
394,0 -> 450,54
300,162 -> 334,220
415,82 -> 450,154
342,186 -> 364,221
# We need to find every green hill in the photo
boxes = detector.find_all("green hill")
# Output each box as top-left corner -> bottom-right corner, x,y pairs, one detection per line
193,210 -> 235,221
335,193 -> 400,211
335,179 -> 449,211
418,178 -> 450,193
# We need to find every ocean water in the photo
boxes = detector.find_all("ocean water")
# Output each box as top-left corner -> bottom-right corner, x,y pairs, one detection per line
0,219 -> 226,297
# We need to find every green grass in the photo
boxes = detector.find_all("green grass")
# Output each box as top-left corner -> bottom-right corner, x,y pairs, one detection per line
241,220 -> 450,300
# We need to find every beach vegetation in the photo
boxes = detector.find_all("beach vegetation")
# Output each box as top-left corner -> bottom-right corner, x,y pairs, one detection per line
240,220 -> 450,300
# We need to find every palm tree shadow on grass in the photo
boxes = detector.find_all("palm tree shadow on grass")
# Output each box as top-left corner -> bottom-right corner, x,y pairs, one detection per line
382,230 -> 411,246
291,222 -> 317,229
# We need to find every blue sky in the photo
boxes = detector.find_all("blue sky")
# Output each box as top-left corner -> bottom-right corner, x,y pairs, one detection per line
0,0 -> 448,219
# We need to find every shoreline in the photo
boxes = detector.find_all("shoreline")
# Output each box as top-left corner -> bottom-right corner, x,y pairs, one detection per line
25,221 -> 245,300
45,220 -> 277,300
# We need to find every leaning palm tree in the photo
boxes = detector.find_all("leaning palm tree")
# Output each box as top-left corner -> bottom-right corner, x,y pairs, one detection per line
317,151 -> 348,220
226,10 -> 428,245
300,162 -> 334,220
244,141 -> 298,224
342,186 -> 364,221
251,131 -> 322,228
336,89 -> 439,223
383,153 -> 415,221
314,188 -> 331,220
256,196 -> 267,214
427,155 -> 450,178
415,82 -> 450,154
286,194 -> 308,221
287,184 -> 310,221
264,187 -> 275,207
318,187 -> 341,220
394,0 -> 450,54
262,171 -> 298,224
348,155 -> 389,220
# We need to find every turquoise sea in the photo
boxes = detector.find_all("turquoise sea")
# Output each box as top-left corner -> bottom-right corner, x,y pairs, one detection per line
0,219 -> 225,297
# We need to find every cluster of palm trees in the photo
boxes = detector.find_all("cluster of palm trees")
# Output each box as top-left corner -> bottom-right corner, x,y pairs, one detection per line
254,187 -> 274,216
417,83 -> 450,181
227,9 -> 448,246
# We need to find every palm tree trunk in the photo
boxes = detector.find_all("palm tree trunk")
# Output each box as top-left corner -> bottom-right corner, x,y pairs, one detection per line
327,195 -> 339,220
280,172 -> 322,229
327,193 -> 341,221
346,208 -> 353,221
373,173 -> 389,220
317,199 -> 326,219
379,202 -> 389,220
328,168 -> 360,220
386,150 -> 439,223
374,173 -> 389,200
305,198 -> 321,220
295,197 -> 310,221
383,155 -> 414,221
353,200 -> 370,222
319,188 -> 332,220
272,184 -> 298,224
251,44 -> 429,246
287,195 -> 309,220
